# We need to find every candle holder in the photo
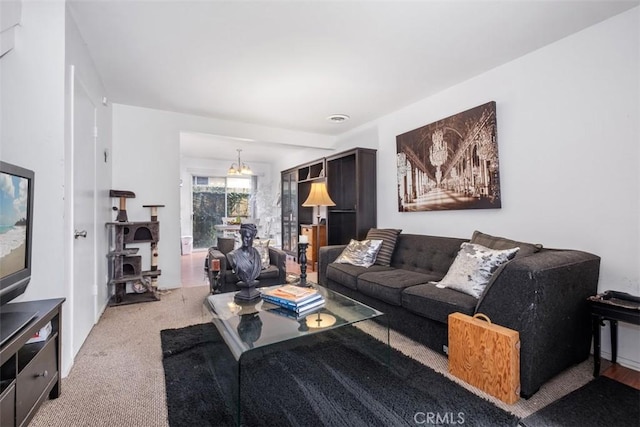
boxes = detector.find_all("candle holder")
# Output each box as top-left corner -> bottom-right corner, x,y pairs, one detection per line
298,242 -> 309,287
210,271 -> 220,294
209,258 -> 221,294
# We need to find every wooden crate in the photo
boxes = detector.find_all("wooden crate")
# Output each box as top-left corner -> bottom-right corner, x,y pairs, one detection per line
448,312 -> 521,404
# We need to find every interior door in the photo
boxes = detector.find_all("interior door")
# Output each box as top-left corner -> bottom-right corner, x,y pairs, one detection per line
72,72 -> 97,356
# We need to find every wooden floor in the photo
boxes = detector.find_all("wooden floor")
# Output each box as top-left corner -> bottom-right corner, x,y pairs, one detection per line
180,250 -> 639,389
602,362 -> 640,390
180,249 -> 209,287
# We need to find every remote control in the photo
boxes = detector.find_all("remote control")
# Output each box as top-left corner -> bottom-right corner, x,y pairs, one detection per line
603,290 -> 640,303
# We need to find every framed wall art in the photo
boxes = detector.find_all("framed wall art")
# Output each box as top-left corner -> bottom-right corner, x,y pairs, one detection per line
396,101 -> 501,212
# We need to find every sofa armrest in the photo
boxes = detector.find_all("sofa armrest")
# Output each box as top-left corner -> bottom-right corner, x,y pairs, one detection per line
319,245 -> 347,286
476,249 -> 600,396
207,248 -> 228,270
206,247 -> 229,286
268,246 -> 287,284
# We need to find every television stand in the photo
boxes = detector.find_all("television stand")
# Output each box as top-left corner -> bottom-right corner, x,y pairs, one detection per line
0,311 -> 39,348
0,298 -> 65,427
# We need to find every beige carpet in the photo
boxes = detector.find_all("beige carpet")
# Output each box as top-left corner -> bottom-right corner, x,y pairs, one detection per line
30,284 -> 593,426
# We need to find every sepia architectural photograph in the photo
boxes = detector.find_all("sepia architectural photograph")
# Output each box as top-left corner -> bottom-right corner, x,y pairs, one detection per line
396,101 -> 501,212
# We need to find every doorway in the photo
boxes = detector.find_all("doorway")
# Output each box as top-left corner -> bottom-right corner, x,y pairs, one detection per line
191,175 -> 253,250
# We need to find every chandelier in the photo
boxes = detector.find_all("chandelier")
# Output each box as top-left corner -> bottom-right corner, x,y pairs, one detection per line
228,149 -> 252,176
429,129 -> 448,186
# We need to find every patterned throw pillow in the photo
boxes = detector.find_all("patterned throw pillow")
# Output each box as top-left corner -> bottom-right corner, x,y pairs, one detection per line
366,228 -> 402,266
435,242 -> 519,298
253,239 -> 271,270
470,230 -> 542,258
334,239 -> 384,268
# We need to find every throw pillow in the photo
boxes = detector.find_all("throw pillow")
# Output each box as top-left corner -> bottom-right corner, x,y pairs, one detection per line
366,228 -> 402,266
470,230 -> 542,258
216,237 -> 236,255
334,239 -> 384,268
435,242 -> 519,298
253,239 -> 271,270
226,252 -> 236,272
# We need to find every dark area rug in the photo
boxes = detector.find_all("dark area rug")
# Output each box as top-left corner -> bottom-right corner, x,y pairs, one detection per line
161,323 -> 518,427
519,376 -> 640,427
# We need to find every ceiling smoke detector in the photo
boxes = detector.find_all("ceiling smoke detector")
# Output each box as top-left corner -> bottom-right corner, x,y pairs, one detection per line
327,114 -> 350,123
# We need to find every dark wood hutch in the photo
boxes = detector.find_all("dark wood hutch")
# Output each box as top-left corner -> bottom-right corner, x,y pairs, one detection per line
281,147 -> 377,260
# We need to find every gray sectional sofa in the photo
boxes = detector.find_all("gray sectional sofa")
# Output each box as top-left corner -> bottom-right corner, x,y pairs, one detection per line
318,232 -> 601,398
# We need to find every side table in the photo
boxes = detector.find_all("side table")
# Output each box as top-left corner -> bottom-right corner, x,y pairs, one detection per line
588,290 -> 640,377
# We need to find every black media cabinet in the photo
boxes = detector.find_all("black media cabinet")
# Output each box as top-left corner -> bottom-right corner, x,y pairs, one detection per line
0,298 -> 65,427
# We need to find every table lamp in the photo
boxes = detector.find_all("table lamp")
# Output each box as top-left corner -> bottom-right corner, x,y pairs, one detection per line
301,181 -> 336,274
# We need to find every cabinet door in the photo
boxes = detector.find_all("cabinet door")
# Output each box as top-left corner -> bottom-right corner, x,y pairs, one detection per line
281,171 -> 298,254
0,383 -> 15,427
16,340 -> 57,425
326,148 -> 377,244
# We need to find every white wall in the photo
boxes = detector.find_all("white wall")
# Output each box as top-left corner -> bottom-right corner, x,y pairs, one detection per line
0,1 -> 113,377
334,7 -> 640,368
0,0 -> 70,367
1,0 -> 66,298
112,105 -> 334,287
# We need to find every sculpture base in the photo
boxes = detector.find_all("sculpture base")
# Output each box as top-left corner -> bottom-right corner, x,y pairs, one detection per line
234,281 -> 261,302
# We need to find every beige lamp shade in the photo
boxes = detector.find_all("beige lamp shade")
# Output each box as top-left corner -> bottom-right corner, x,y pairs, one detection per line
302,182 -> 336,207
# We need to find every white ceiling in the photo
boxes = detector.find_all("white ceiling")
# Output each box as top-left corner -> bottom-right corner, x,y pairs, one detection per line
69,0 -> 637,159
178,131 -> 333,163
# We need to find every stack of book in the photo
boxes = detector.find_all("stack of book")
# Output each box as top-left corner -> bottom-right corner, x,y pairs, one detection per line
262,285 -> 325,315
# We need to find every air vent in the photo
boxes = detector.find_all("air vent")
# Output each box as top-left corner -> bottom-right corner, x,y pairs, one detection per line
327,114 -> 350,123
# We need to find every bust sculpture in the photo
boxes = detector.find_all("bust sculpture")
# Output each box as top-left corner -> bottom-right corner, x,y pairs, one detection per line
237,311 -> 263,349
231,223 -> 262,301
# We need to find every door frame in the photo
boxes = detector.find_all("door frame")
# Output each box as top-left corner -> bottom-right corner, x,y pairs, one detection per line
64,64 -> 99,365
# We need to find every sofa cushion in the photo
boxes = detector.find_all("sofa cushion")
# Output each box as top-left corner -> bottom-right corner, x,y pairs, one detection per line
334,239 -> 383,268
402,283 -> 477,323
357,269 -> 442,306
471,230 -> 542,258
326,263 -> 393,290
391,234 -> 467,275
256,264 -> 280,280
366,228 -> 402,266
435,243 -> 519,298
253,239 -> 271,269
223,264 -> 279,284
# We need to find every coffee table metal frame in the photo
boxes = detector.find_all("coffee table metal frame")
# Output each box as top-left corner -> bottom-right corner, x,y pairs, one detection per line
204,283 -> 389,426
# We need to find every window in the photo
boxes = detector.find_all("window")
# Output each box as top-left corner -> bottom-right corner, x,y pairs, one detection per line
191,175 -> 256,249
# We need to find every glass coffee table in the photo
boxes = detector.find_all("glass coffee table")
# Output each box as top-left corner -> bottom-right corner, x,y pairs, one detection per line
204,283 -> 388,426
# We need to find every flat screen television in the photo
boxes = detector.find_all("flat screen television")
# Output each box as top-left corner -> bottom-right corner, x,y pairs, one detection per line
0,161 -> 36,346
